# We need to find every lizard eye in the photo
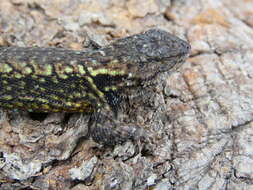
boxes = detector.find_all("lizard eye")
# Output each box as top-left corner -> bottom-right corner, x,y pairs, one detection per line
127,63 -> 134,69
137,40 -> 158,57
137,61 -> 145,68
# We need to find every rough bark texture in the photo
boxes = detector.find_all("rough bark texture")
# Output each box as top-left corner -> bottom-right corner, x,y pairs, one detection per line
0,0 -> 252,190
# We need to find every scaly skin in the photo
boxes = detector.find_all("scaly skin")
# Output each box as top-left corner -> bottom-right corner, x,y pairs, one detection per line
0,29 -> 190,145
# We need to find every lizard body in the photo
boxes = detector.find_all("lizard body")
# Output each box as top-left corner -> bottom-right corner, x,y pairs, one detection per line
0,29 -> 190,145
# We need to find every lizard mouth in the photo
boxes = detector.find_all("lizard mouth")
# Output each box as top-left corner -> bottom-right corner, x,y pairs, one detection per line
139,53 -> 189,83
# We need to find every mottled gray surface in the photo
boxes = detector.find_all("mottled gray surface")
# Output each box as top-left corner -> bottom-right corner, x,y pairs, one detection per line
0,0 -> 253,190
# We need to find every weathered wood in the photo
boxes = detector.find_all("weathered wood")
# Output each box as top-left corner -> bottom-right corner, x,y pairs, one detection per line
0,0 -> 252,189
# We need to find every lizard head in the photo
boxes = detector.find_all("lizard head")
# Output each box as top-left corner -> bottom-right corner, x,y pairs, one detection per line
107,29 -> 191,84
86,29 -> 190,110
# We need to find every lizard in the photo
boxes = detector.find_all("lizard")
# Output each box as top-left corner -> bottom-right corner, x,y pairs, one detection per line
0,29 -> 190,145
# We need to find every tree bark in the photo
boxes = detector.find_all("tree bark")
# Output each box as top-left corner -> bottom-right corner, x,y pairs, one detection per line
0,0 -> 252,190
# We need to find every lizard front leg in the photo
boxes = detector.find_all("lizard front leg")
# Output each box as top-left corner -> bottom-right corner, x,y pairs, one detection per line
88,107 -> 147,146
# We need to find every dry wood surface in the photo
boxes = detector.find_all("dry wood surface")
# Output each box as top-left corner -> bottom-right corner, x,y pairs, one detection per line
0,0 -> 252,190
